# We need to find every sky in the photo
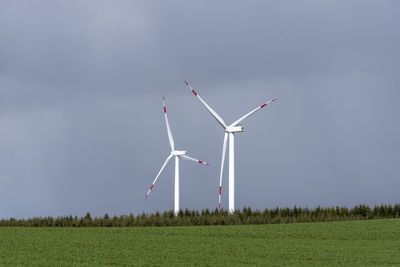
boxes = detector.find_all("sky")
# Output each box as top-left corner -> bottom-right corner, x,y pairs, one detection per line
0,1 -> 399,218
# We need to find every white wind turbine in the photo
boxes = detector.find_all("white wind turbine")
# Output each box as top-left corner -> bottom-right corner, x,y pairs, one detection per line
145,97 -> 210,215
184,80 -> 277,214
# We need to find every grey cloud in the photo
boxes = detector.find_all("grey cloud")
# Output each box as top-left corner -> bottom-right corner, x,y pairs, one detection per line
0,0 -> 399,218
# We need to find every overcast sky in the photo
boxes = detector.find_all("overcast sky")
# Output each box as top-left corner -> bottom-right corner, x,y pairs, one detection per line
1,1 -> 399,218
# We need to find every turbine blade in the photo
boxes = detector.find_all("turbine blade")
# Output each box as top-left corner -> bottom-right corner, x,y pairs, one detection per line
180,154 -> 210,166
230,98 -> 277,127
184,80 -> 227,128
163,97 -> 175,151
145,154 -> 173,199
218,132 -> 229,210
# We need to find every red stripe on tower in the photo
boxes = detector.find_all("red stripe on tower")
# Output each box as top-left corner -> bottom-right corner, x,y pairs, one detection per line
260,103 -> 267,108
164,107 -> 166,113
218,203 -> 221,210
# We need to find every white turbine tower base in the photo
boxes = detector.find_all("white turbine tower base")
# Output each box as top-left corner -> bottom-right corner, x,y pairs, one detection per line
145,97 -> 209,216
185,80 -> 277,214
229,132 -> 235,214
174,156 -> 179,215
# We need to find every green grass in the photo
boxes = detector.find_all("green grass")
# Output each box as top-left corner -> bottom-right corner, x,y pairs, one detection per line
0,219 -> 399,266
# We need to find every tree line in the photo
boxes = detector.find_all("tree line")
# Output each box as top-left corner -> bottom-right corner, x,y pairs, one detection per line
1,203 -> 399,227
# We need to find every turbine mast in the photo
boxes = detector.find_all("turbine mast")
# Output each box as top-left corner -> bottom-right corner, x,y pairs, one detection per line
174,155 -> 179,215
229,133 -> 235,214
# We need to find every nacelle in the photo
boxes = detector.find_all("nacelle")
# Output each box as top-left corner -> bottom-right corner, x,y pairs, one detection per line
226,126 -> 244,133
172,150 -> 187,156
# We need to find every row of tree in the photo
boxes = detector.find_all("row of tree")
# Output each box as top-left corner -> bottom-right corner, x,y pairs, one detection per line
1,204 -> 399,227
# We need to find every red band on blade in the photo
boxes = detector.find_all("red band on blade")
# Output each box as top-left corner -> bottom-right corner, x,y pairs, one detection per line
219,186 -> 222,195
164,107 -> 166,113
272,98 -> 277,102
150,184 -> 154,190
184,80 -> 188,86
260,103 -> 267,108
198,160 -> 203,164
192,90 -> 197,96
145,195 -> 148,200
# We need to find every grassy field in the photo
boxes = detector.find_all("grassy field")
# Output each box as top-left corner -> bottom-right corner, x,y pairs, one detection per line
0,219 -> 399,266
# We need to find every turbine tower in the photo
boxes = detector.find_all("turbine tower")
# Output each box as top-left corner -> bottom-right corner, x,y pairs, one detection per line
145,97 -> 209,215
184,80 -> 277,214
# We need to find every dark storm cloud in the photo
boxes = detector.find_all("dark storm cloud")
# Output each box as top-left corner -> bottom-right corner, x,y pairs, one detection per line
0,0 -> 399,218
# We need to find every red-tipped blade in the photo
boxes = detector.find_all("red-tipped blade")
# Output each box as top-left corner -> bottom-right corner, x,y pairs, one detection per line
180,155 -> 210,166
145,154 -> 174,200
184,80 -> 227,128
218,133 -> 228,211
231,97 -> 278,127
162,97 -> 175,150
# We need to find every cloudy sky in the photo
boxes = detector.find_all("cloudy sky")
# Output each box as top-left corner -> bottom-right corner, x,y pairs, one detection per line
1,1 -> 399,218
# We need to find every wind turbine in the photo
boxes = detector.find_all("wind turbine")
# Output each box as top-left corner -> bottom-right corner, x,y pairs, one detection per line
145,97 -> 210,215
184,80 -> 277,214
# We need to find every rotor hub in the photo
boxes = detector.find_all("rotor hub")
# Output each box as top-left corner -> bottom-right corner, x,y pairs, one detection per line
171,150 -> 187,156
225,126 -> 244,133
